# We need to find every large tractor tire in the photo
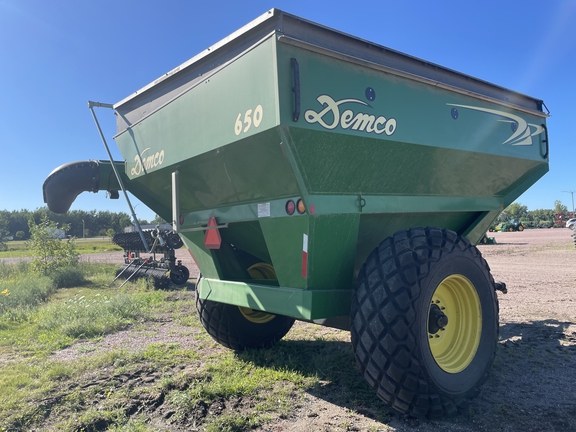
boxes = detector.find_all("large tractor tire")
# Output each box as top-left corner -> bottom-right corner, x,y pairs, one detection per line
195,264 -> 295,350
351,227 -> 499,419
196,295 -> 295,350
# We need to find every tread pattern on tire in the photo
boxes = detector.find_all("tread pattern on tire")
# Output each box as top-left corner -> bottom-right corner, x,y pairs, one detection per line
350,226 -> 499,419
196,292 -> 295,351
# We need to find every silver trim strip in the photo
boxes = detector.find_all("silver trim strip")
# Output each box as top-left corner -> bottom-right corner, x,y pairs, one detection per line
278,35 -> 548,119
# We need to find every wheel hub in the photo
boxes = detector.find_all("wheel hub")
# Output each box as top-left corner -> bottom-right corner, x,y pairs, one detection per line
428,304 -> 448,334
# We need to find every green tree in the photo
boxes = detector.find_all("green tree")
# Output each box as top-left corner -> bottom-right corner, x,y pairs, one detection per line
15,231 -> 25,240
505,202 -> 528,220
106,228 -> 115,238
152,214 -> 167,225
554,200 -> 568,215
0,215 -> 9,251
27,216 -> 79,275
527,208 -> 554,228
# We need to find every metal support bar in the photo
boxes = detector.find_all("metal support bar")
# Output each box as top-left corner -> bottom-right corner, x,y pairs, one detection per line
88,100 -> 150,253
88,101 -> 114,109
172,170 -> 180,232
119,260 -> 149,288
171,168 -> 228,234
108,260 -> 136,287
179,223 -> 229,233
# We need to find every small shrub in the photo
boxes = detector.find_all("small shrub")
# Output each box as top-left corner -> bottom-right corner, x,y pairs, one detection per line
51,266 -> 86,288
27,216 -> 79,275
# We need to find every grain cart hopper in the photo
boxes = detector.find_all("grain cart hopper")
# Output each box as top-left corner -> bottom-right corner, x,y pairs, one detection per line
42,9 -> 549,419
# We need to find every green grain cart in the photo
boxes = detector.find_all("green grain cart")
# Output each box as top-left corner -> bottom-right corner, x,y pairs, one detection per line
43,9 -> 549,419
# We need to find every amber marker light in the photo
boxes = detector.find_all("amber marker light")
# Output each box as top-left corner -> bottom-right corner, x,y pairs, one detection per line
297,199 -> 306,214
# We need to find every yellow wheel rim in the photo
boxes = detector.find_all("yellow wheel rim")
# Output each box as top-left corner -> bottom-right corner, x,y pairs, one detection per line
428,274 -> 482,373
247,262 -> 277,280
239,307 -> 276,324
239,263 -> 277,324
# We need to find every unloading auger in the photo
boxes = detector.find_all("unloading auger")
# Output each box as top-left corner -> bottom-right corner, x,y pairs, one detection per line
42,101 -> 191,288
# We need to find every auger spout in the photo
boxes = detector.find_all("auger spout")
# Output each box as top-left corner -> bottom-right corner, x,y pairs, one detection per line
42,160 -> 125,214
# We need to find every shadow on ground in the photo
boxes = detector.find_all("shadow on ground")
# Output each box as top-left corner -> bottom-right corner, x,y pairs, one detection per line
237,319 -> 576,432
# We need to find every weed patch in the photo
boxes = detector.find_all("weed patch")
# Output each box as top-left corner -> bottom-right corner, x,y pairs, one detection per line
51,266 -> 87,288
0,272 -> 54,323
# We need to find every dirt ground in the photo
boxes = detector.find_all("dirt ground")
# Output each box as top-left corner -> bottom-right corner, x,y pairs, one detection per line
258,228 -> 576,432
7,229 -> 576,431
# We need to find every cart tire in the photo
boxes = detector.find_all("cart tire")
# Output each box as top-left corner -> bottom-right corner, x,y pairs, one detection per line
350,226 -> 499,419
170,265 -> 189,285
518,225 -> 524,232
196,293 -> 295,350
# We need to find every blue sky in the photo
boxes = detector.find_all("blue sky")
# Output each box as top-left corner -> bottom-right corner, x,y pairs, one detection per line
1,0 -> 575,221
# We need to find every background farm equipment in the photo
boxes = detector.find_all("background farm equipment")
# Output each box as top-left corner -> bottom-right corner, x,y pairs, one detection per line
111,228 -> 189,287
479,234 -> 497,244
43,9 -> 549,420
490,219 -> 525,232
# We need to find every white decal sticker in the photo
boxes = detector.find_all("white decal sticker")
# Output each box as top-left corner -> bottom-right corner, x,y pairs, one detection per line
304,95 -> 396,136
131,148 -> 165,176
447,103 -> 545,146
257,202 -> 270,218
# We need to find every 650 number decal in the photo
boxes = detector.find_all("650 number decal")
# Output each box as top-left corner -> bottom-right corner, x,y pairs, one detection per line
234,105 -> 263,136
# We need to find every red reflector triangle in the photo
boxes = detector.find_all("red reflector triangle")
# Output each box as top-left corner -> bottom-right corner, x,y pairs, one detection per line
204,217 -> 221,250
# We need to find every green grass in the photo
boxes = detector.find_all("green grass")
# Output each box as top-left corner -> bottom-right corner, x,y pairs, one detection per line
0,261 -> 392,431
0,262 -> 183,430
0,263 -> 165,354
0,271 -> 54,322
0,237 -> 122,258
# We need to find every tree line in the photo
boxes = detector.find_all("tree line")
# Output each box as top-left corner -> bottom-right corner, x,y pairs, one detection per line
0,207 -> 164,242
495,200 -> 573,228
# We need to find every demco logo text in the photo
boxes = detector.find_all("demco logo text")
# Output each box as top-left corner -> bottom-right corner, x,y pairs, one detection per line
304,95 -> 396,136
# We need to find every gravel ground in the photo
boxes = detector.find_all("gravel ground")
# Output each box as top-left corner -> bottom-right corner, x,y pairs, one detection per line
261,228 -> 576,431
